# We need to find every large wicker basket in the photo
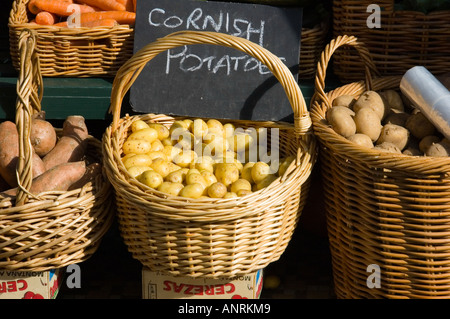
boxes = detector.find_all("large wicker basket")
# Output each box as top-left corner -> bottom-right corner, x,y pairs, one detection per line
102,30 -> 317,278
0,29 -> 114,272
8,0 -> 134,77
311,35 -> 450,299
332,0 -> 450,82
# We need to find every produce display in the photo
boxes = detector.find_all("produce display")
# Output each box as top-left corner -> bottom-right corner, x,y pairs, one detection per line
121,118 -> 295,199
0,114 -> 101,196
27,0 -> 136,27
327,89 -> 450,157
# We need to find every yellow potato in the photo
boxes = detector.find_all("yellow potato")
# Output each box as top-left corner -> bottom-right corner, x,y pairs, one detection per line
137,170 -> 163,189
165,168 -> 189,184
200,170 -> 217,186
183,119 -> 194,131
126,166 -> 152,178
150,139 -> 164,152
167,162 -> 182,174
123,154 -> 153,169
251,161 -> 271,184
192,119 -> 209,139
150,158 -> 171,178
241,162 -> 255,183
185,172 -> 208,189
176,131 -> 196,150
121,152 -> 137,163
161,137 -> 175,146
131,120 -> 150,132
255,174 -> 277,190
147,151 -> 168,161
223,192 -> 238,199
230,179 -> 252,194
214,163 -> 239,187
206,119 -> 223,132
147,123 -> 170,140
237,189 -> 252,197
173,150 -> 197,168
206,136 -> 229,156
228,132 -> 254,153
179,183 -> 204,199
207,182 -> 227,198
122,139 -> 152,155
223,123 -> 235,138
194,156 -> 215,173
127,128 -> 159,144
157,181 -> 184,196
278,156 -> 295,177
162,145 -> 179,162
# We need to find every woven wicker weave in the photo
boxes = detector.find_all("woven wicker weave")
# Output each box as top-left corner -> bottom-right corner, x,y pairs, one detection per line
8,0 -> 134,77
102,30 -> 317,278
332,0 -> 450,82
311,35 -> 450,299
299,23 -> 329,79
0,29 -> 114,272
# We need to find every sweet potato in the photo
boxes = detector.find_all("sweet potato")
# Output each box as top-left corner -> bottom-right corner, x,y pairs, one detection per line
31,117 -> 57,157
43,116 -> 89,170
68,162 -> 102,190
0,121 -> 46,187
1,161 -> 87,197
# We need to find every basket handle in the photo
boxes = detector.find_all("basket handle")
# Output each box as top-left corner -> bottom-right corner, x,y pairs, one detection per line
313,35 -> 379,106
109,30 -> 311,138
14,29 -> 43,206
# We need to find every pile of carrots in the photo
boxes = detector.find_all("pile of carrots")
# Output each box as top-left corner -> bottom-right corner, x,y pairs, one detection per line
28,0 -> 136,28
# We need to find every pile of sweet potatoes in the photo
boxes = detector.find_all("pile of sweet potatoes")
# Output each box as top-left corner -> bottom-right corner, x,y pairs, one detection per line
0,114 -> 101,197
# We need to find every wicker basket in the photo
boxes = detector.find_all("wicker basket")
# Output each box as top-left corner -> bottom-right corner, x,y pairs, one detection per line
311,35 -> 450,299
0,29 -> 114,272
299,22 -> 329,79
332,0 -> 450,82
8,0 -> 134,77
102,30 -> 317,278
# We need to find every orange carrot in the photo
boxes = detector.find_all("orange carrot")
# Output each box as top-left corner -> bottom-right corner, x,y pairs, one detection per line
116,0 -> 134,12
35,11 -> 58,25
76,0 -> 125,11
69,10 -> 135,25
34,0 -> 96,17
132,0 -> 136,12
54,18 -> 118,28
28,0 -> 41,14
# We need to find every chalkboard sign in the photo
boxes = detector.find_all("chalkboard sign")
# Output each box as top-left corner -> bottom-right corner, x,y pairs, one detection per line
130,0 -> 303,122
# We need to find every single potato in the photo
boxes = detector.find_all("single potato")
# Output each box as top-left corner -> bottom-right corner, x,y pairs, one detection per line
326,106 -> 356,138
347,134 -> 374,149
352,91 -> 387,120
376,123 -> 409,151
207,182 -> 228,198
137,170 -> 163,189
354,107 -> 382,142
157,181 -> 184,196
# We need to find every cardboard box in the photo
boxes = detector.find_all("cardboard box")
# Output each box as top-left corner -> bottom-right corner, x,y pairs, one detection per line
0,268 -> 62,299
142,268 -> 263,299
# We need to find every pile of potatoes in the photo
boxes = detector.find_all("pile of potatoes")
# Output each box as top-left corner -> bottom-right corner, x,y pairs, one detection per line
326,89 -> 450,157
0,113 -> 100,197
120,118 -> 294,199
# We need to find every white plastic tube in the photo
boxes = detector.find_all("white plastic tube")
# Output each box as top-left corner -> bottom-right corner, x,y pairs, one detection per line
400,66 -> 450,140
